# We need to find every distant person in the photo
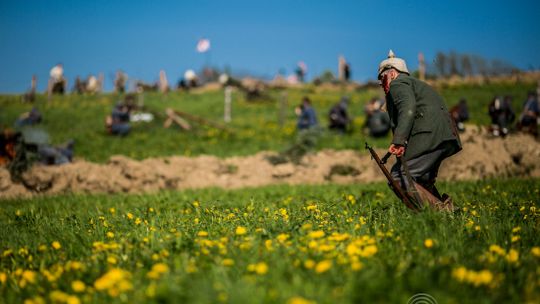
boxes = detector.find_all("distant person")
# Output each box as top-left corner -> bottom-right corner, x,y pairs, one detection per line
184,70 -> 199,88
177,78 -> 188,91
296,96 -> 318,130
1,129 -> 74,167
14,107 -> 42,128
106,103 -> 131,136
49,63 -> 66,95
295,62 -> 307,83
86,75 -> 99,94
0,129 -> 17,166
73,76 -> 86,94
37,139 -> 74,165
450,98 -> 470,132
364,98 -> 382,122
328,96 -> 351,133
339,55 -> 351,82
114,70 -> 128,93
366,100 -> 391,137
344,62 -> 351,82
517,91 -> 539,136
489,96 -> 515,137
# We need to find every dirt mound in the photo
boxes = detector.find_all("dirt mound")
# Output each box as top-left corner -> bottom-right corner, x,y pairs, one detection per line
1,128 -> 539,199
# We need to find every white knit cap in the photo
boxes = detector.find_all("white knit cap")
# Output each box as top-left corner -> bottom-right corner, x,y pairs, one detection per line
378,50 -> 409,78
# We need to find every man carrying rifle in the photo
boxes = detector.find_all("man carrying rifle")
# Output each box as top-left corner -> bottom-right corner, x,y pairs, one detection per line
378,50 -> 462,205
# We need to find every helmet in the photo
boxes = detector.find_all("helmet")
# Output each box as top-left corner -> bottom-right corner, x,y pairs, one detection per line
377,50 -> 409,78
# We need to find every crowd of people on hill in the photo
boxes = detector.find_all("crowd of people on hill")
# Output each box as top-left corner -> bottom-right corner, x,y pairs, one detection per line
293,91 -> 539,139
3,59 -> 539,172
486,91 -> 540,137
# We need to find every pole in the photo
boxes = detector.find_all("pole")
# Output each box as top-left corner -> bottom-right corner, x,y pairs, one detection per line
224,86 -> 232,123
279,91 -> 288,127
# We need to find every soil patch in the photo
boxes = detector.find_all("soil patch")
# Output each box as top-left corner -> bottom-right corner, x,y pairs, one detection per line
1,127 -> 539,199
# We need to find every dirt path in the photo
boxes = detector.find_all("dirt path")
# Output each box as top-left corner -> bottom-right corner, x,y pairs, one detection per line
1,128 -> 539,199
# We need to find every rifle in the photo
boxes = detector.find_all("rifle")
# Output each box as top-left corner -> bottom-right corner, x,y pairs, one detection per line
366,142 -> 453,212
365,142 -> 420,211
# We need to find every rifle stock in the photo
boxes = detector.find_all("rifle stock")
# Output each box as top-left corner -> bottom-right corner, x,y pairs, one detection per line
365,143 -> 419,211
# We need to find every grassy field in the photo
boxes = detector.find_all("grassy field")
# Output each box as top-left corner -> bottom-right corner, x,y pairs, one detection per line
0,81 -> 536,163
1,179 -> 539,303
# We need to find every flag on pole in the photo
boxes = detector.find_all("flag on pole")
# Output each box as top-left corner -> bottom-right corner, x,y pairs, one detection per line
196,38 -> 210,53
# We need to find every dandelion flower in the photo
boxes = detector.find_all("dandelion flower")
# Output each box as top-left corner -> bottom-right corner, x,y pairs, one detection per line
315,260 -> 332,274
308,230 -> 325,239
222,259 -> 235,267
51,241 -> 61,250
424,239 -> 434,248
235,226 -> 247,236
506,249 -> 519,263
71,280 -> 86,293
531,247 -> 540,257
287,296 -> 315,304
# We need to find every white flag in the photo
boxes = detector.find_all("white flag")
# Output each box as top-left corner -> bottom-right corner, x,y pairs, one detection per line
196,38 -> 210,53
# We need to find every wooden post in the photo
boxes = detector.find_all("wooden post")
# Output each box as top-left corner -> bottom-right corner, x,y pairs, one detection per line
279,91 -> 288,127
224,86 -> 232,123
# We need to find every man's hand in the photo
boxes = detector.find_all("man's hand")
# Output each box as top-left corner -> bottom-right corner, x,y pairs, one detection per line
389,144 -> 405,157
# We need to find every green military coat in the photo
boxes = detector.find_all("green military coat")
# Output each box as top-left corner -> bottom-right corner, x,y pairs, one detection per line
385,74 -> 462,160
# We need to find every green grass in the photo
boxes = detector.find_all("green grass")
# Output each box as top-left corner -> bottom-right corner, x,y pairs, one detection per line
0,81 -> 535,163
1,179 -> 539,303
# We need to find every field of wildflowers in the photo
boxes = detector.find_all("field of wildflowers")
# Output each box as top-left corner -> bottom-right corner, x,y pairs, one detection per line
1,179 -> 539,303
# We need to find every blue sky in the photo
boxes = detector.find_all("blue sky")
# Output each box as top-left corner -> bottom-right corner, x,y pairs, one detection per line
0,0 -> 539,93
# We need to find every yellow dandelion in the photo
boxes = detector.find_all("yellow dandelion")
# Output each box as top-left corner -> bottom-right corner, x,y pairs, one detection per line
51,241 -> 61,250
264,240 -> 273,251
152,263 -> 169,274
106,232 -> 115,239
197,231 -> 209,237
315,260 -> 332,274
254,262 -> 268,275
489,244 -> 506,256
452,266 -> 468,282
304,259 -> 315,269
308,230 -> 325,239
531,247 -> 540,257
506,249 -> 519,263
277,233 -> 289,243
235,226 -> 247,236
71,280 -> 86,293
222,259 -> 235,267
351,261 -> 363,271
107,256 -> 117,265
287,296 -> 315,304
126,212 -> 134,219
424,239 -> 434,248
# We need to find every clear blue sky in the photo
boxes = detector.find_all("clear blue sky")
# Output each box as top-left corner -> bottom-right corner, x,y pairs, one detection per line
0,0 -> 539,93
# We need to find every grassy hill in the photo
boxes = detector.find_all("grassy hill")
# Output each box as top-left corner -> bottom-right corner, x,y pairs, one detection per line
0,81 -> 536,162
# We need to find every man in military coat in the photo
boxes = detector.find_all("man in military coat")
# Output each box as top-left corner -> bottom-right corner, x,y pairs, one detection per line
378,50 -> 462,201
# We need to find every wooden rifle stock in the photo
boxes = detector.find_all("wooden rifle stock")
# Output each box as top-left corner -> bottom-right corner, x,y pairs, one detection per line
365,143 -> 419,211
